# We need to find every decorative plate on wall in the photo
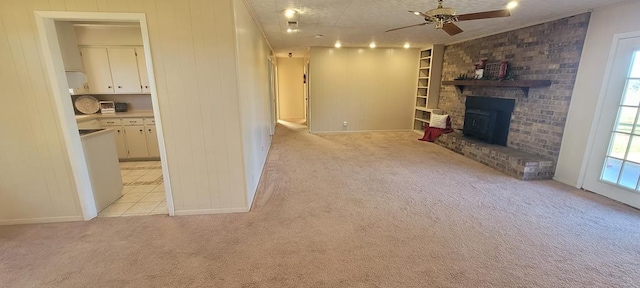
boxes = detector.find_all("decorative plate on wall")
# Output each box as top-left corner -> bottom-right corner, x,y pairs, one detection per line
75,95 -> 100,114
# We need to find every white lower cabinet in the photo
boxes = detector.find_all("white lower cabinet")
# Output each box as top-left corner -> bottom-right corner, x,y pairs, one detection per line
102,117 -> 158,160
113,128 -> 128,159
100,119 -> 128,159
144,117 -> 160,158
124,126 -> 149,158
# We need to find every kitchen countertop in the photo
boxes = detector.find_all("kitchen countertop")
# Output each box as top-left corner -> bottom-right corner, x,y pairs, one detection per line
79,128 -> 114,140
75,114 -> 99,121
75,111 -> 154,120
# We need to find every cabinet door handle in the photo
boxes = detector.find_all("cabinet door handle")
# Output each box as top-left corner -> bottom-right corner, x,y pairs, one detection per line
139,129 -> 143,133
145,86 -> 149,88
118,86 -> 122,88
108,86 -> 112,88
148,129 -> 152,132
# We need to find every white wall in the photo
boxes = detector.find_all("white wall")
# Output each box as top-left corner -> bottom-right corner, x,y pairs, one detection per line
232,0 -> 272,207
277,57 -> 305,121
0,0 -> 271,223
555,0 -> 640,187
308,47 -> 419,132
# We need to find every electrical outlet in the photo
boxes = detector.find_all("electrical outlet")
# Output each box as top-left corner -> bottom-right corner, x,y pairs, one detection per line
343,121 -> 348,127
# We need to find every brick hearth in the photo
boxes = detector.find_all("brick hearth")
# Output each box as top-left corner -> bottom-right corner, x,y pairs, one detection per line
435,131 -> 554,180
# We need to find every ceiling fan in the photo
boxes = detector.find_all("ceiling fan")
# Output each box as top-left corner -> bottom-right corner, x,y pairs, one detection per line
386,0 -> 511,36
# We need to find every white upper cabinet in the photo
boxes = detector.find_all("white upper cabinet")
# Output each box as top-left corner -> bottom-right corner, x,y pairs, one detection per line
135,47 -> 151,93
79,46 -> 149,94
108,48 -> 142,94
81,47 -> 114,94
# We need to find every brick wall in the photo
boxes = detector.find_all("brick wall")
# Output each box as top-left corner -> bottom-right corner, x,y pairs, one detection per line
437,13 -> 590,161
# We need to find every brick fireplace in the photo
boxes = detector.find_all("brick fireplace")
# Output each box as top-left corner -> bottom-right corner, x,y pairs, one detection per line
434,13 -> 591,180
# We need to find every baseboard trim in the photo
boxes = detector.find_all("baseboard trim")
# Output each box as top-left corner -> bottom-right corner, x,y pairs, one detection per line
552,175 -> 579,189
311,129 -> 411,134
173,207 -> 250,216
0,215 -> 84,226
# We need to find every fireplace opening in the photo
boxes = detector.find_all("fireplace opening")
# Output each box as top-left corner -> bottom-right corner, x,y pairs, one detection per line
463,97 -> 515,146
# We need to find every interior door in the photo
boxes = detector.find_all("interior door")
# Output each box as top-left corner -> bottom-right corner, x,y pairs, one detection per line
267,58 -> 276,135
305,62 -> 310,127
583,35 -> 640,209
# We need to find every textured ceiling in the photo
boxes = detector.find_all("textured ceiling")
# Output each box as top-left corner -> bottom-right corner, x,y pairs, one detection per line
246,0 -> 628,57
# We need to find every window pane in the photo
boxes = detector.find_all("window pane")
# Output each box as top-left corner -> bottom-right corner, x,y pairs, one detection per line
630,51 -> 640,78
622,79 -> 640,106
616,107 -> 637,133
619,162 -> 640,189
602,157 -> 622,183
627,136 -> 640,163
608,133 -> 630,159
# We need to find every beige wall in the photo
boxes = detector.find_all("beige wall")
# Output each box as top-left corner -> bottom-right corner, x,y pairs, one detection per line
277,57 -> 305,121
75,25 -> 143,46
0,0 -> 271,223
556,0 -> 640,187
308,47 -> 419,132
233,0 -> 272,206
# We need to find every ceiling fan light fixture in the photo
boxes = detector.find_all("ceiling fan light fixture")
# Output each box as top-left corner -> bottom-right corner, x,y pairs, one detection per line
284,9 -> 296,18
506,1 -> 518,10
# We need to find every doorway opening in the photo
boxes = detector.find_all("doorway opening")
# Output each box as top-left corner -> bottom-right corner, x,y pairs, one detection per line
276,56 -> 307,127
35,12 -> 174,220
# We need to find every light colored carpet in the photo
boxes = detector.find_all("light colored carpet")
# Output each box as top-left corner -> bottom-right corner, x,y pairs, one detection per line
2,121 -> 640,287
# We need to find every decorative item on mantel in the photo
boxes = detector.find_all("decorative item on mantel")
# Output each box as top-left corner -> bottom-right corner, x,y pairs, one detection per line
445,59 -> 551,97
474,59 -> 487,79
457,59 -> 513,81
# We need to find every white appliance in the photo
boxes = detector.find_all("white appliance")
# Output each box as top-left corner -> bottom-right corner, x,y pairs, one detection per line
80,129 -> 123,212
100,101 -> 116,113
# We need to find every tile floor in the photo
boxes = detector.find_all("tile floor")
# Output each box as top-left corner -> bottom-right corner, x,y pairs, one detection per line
98,161 -> 167,217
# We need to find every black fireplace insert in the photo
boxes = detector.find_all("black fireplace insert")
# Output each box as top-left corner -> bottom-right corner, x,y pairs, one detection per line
463,97 -> 515,146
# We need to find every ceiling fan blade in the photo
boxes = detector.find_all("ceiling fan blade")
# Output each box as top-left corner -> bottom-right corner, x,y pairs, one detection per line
456,9 -> 511,21
442,22 -> 463,36
385,22 -> 428,32
408,10 -> 429,18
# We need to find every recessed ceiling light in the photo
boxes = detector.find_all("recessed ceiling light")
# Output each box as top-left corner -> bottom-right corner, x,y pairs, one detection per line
315,34 -> 324,39
369,42 -> 376,48
506,1 -> 518,10
404,43 -> 410,49
335,41 -> 342,48
285,9 -> 296,18
287,28 -> 293,33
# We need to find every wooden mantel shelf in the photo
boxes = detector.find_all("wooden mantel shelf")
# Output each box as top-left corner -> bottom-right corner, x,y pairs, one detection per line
441,80 -> 552,97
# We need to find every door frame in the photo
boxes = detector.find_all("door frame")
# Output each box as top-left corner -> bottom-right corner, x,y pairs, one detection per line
34,11 -> 175,219
267,56 -> 277,135
580,31 -> 640,208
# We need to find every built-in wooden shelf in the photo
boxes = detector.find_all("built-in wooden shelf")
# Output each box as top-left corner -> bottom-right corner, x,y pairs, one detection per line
442,80 -> 552,97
